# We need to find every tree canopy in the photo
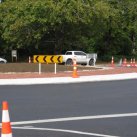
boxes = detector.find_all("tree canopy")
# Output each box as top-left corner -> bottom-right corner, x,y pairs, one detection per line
0,0 -> 137,60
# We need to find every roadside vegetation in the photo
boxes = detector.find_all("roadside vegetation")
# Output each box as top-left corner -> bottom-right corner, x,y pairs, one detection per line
0,0 -> 137,62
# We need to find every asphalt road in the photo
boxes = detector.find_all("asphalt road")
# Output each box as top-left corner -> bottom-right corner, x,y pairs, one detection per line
0,80 -> 137,137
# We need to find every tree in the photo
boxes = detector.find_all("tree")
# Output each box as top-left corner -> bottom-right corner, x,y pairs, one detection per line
0,0 -> 137,60
0,0 -> 94,54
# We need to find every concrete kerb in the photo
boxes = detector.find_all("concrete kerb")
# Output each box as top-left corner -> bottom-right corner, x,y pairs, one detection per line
0,73 -> 137,85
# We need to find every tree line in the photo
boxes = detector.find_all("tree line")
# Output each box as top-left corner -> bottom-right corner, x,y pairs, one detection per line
0,0 -> 137,61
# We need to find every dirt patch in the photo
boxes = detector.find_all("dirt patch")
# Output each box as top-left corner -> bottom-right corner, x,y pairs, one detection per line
0,63 -> 136,79
0,63 -> 99,73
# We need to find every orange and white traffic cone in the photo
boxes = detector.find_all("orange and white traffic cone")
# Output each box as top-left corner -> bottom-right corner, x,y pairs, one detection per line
130,58 -> 133,67
1,101 -> 12,137
72,59 -> 79,78
111,56 -> 114,67
125,58 -> 127,67
122,58 -> 127,67
29,56 -> 31,63
133,58 -> 136,67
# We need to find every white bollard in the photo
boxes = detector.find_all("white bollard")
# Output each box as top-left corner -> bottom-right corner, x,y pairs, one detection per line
54,63 -> 57,74
39,63 -> 41,74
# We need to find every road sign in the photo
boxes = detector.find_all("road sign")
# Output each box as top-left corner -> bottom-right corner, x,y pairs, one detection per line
11,50 -> 17,62
12,50 -> 17,57
33,55 -> 63,63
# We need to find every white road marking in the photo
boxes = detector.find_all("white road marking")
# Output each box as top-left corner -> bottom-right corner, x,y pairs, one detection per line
1,113 -> 136,137
8,112 -> 137,125
12,126 -> 119,137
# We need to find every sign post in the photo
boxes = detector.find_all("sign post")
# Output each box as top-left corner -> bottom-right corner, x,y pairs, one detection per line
39,63 -> 41,74
54,63 -> 57,74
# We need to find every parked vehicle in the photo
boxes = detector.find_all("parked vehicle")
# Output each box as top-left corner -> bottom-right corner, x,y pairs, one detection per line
0,57 -> 7,63
62,51 -> 97,66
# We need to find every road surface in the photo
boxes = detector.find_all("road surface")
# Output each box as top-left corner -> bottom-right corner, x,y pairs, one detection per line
0,80 -> 137,137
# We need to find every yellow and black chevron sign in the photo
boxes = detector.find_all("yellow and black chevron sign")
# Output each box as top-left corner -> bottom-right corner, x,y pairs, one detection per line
33,55 -> 63,63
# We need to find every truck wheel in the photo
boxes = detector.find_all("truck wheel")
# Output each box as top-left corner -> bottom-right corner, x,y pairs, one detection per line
66,59 -> 73,65
0,61 -> 5,63
89,59 -> 94,66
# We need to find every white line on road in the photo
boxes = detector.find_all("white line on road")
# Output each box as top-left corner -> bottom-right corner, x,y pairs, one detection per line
12,126 -> 119,137
9,112 -> 137,125
1,113 -> 136,137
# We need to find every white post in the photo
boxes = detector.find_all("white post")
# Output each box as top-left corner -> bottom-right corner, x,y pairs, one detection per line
55,63 -> 57,74
39,63 -> 41,74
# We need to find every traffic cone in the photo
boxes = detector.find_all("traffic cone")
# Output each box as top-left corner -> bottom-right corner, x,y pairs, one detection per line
125,58 -> 127,67
1,101 -> 12,137
122,58 -> 127,67
29,56 -> 31,63
130,58 -> 133,67
72,59 -> 79,78
119,58 -> 122,66
133,58 -> 136,67
111,56 -> 114,67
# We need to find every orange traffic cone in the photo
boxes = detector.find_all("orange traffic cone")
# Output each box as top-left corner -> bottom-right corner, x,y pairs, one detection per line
1,101 -> 12,137
29,56 -> 31,63
133,58 -> 136,67
130,58 -> 133,67
111,56 -> 114,67
72,59 -> 79,78
122,58 -> 127,67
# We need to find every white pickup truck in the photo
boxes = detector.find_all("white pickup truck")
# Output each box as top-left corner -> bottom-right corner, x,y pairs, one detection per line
62,51 -> 97,66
